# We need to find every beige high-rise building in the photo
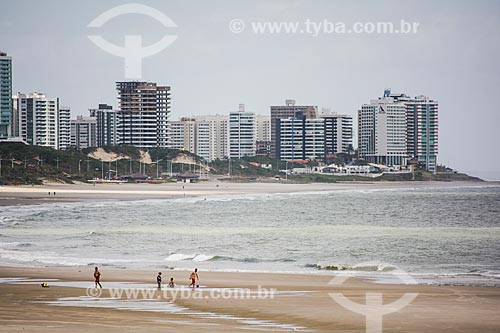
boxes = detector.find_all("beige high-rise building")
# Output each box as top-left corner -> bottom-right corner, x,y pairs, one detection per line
255,114 -> 270,142
196,114 -> 228,161
169,115 -> 228,161
255,114 -> 271,156
169,117 -> 197,152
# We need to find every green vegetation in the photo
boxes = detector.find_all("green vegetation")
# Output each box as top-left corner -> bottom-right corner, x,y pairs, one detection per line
0,143 -> 206,185
323,152 -> 359,166
289,173 -> 376,183
287,168 -> 482,183
0,143 -> 482,185
288,174 -> 337,183
0,143 -> 89,185
378,170 -> 482,182
208,155 -> 314,178
431,171 -> 482,182
210,157 -> 275,177
378,172 -> 414,181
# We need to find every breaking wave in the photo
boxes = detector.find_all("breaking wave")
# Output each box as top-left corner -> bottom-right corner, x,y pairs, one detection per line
164,253 -> 296,263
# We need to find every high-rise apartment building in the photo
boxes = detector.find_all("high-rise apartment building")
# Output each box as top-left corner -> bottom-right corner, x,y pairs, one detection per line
255,114 -> 271,142
254,114 -> 271,156
0,51 -> 12,138
90,104 -> 119,147
276,116 -> 325,160
320,113 -> 353,155
71,115 -> 97,149
169,121 -> 183,150
169,121 -> 186,151
229,104 -> 255,159
196,121 -> 211,161
169,115 -> 228,161
12,92 -> 69,149
359,90 -> 439,172
59,106 -> 71,150
169,117 -> 197,152
402,95 -> 438,173
358,91 -> 407,166
116,81 -> 170,148
196,115 -> 228,161
270,100 -> 317,158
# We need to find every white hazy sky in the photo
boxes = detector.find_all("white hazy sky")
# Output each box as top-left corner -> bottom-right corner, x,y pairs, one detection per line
1,0 -> 499,179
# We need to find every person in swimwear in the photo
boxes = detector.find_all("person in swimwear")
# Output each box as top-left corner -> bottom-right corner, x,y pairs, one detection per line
94,267 -> 102,288
157,272 -> 162,289
189,268 -> 199,288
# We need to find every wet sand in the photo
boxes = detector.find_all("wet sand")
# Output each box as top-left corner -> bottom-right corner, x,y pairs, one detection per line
0,180 -> 494,206
0,266 -> 499,332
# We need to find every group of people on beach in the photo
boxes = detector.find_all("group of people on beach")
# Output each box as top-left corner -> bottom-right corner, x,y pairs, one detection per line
156,272 -> 175,289
93,267 -> 200,289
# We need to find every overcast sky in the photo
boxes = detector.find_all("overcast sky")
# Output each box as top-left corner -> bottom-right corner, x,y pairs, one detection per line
1,0 -> 499,179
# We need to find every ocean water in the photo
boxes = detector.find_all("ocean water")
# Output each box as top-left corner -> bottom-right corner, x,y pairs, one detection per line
1,185 -> 499,287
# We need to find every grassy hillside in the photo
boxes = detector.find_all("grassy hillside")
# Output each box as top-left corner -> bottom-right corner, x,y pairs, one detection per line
0,143 -> 482,184
0,143 -> 87,184
289,170 -> 482,183
0,143 -> 204,185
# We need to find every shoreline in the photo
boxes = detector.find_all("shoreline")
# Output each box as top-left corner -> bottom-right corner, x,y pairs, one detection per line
1,262 -> 498,289
0,265 -> 499,332
0,180 -> 498,206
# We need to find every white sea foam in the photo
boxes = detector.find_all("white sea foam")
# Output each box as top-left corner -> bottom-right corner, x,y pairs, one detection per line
192,254 -> 215,262
165,253 -> 216,262
165,253 -> 196,261
0,242 -> 22,248
0,248 -> 147,267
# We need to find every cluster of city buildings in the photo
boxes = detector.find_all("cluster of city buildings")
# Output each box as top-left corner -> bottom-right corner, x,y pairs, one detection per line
0,51 -> 438,172
358,89 -> 439,172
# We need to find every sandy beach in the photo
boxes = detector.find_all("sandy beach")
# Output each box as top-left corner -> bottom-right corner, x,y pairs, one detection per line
1,181 -> 500,332
0,180 -> 496,206
0,266 -> 499,332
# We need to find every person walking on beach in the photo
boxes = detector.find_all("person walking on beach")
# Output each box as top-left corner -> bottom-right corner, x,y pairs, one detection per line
189,268 -> 199,288
157,272 -> 162,289
94,267 -> 102,288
